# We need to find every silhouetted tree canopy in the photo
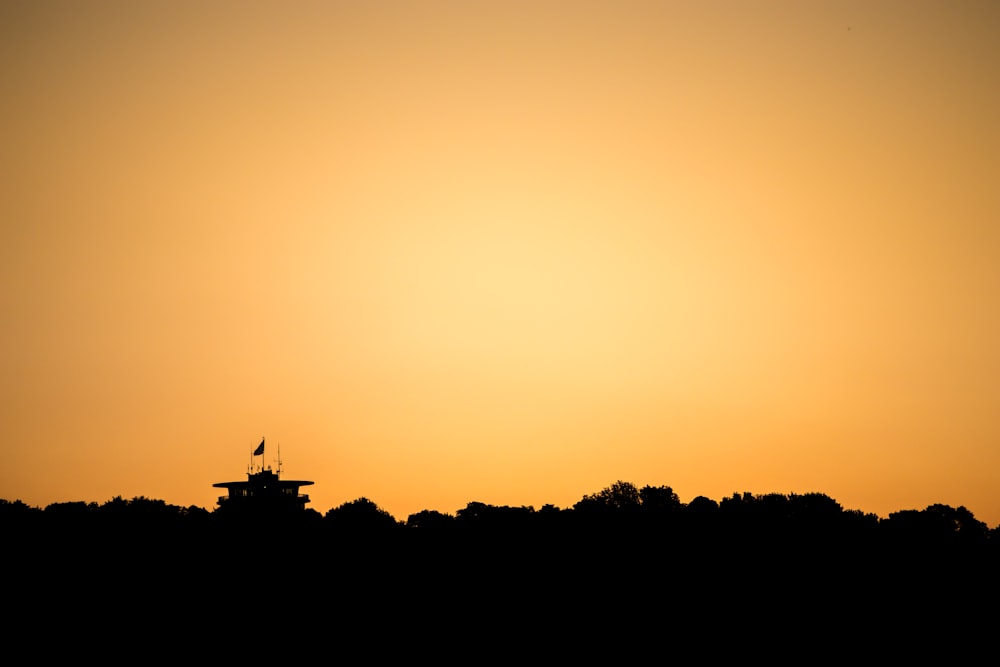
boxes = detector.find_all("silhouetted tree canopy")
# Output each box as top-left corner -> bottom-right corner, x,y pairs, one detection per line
405,509 -> 455,531
884,503 -> 989,546
325,497 -> 400,534
3,485 -> 997,567
639,484 -> 681,513
573,480 -> 641,514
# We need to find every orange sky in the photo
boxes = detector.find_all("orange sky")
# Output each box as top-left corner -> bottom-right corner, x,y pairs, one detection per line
3,1 -> 999,526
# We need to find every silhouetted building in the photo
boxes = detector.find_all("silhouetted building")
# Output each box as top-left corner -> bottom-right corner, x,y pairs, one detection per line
213,439 -> 313,514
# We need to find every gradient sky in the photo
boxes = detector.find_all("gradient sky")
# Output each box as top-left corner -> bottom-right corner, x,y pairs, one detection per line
3,1 -> 998,526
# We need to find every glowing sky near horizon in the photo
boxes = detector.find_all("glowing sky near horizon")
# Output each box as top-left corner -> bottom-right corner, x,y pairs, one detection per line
2,1 -> 999,525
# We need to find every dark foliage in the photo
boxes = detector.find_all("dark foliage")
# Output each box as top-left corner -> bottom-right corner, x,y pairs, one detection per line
3,484 -> 997,660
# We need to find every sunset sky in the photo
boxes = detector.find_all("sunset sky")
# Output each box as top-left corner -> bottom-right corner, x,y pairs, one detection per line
3,1 -> 999,526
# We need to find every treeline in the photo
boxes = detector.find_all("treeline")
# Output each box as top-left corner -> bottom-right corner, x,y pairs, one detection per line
6,482 -> 998,657
3,480 -> 997,549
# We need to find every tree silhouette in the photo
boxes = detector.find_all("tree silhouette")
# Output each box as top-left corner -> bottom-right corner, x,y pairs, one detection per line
405,509 -> 455,531
573,480 -> 641,514
639,484 -> 681,513
324,497 -> 400,535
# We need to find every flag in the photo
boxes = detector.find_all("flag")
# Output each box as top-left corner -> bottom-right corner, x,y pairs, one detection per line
253,438 -> 265,456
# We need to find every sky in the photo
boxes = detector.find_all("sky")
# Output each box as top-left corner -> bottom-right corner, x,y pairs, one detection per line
2,1 -> 999,526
